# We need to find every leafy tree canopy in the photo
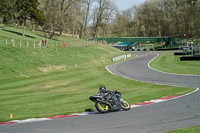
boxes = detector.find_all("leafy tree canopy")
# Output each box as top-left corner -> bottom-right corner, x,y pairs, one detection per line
0,0 -> 14,23
15,0 -> 46,26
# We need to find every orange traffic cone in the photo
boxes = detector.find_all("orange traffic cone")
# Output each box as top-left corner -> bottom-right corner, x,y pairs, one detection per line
10,113 -> 13,119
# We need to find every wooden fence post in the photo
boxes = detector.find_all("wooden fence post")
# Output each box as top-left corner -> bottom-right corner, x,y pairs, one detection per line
12,39 -> 15,47
20,40 -> 22,47
27,41 -> 29,48
34,41 -> 36,48
56,42 -> 58,51
38,41 -> 41,48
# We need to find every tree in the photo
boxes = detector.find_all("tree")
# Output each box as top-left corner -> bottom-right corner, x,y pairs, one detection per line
113,9 -> 133,37
15,0 -> 46,37
0,0 -> 15,24
92,0 -> 116,41
83,0 -> 94,39
101,1 -> 117,39
122,0 -> 200,39
57,0 -> 80,36
92,0 -> 105,41
40,0 -> 60,39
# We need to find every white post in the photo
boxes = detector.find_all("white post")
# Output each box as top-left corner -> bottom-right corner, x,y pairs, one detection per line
12,39 -> 15,47
38,41 -> 41,48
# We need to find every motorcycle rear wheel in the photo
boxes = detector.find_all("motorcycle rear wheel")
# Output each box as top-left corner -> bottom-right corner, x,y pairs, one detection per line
120,99 -> 130,111
95,102 -> 110,113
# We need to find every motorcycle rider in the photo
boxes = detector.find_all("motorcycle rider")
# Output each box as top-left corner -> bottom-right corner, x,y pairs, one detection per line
89,86 -> 130,113
98,86 -> 113,96
98,86 -> 120,106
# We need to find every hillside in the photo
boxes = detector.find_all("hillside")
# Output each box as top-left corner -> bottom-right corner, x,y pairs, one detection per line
0,44 -> 123,79
0,25 -> 126,80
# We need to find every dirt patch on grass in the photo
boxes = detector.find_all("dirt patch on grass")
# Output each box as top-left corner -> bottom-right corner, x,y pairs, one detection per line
30,83 -> 46,90
38,65 -> 66,73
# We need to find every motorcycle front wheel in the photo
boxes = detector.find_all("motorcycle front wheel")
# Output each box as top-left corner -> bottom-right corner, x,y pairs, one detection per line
95,102 -> 110,113
120,99 -> 130,111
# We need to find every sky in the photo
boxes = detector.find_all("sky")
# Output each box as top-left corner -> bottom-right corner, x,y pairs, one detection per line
114,0 -> 147,10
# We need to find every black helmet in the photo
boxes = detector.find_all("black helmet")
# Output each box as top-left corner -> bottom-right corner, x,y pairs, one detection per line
99,86 -> 106,92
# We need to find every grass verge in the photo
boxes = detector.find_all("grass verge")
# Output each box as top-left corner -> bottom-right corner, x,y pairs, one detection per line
150,52 -> 200,75
164,125 -> 200,133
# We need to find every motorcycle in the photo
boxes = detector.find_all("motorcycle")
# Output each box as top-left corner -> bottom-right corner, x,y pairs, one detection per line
89,90 -> 130,113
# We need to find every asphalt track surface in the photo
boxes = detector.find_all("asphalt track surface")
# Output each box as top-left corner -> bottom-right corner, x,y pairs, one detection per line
1,52 -> 200,133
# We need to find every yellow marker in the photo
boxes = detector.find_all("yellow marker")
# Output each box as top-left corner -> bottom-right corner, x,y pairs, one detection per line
10,113 -> 13,119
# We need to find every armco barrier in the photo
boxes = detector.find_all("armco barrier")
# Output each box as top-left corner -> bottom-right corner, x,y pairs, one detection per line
112,54 -> 131,61
126,53 -> 131,58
